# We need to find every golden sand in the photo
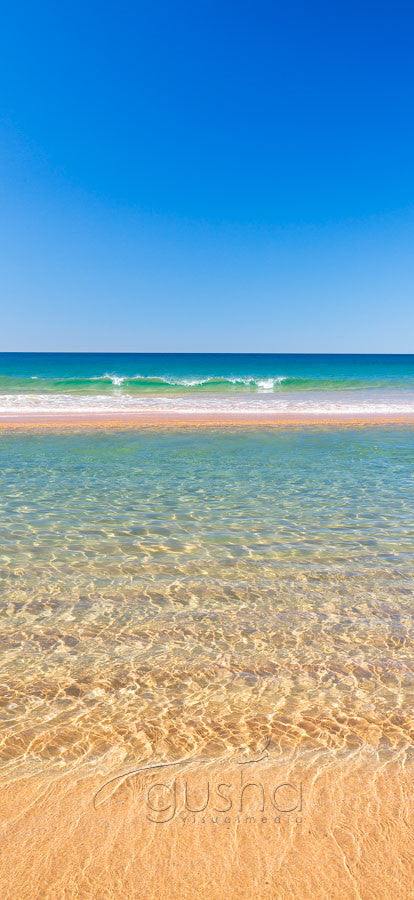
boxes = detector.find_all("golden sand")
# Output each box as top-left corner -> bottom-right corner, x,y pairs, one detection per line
0,411 -> 414,428
0,754 -> 412,899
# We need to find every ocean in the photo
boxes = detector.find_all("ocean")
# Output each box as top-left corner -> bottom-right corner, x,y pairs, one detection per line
1,352 -> 414,415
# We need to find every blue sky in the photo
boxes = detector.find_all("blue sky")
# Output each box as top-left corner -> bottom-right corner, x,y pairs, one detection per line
1,0 -> 413,351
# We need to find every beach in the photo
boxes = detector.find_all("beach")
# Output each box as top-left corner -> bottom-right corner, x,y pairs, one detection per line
0,418 -> 413,897
3,0 -> 414,889
1,407 -> 414,428
0,356 -> 413,896
1,755 -> 412,898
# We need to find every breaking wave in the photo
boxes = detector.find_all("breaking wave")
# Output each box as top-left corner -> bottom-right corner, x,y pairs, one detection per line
0,373 -> 398,394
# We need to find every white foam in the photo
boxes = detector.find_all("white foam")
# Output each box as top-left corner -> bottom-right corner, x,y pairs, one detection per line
103,374 -> 125,386
0,390 -> 413,416
257,379 -> 275,392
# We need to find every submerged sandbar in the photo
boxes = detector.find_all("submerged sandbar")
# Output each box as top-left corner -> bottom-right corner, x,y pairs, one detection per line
1,410 -> 414,428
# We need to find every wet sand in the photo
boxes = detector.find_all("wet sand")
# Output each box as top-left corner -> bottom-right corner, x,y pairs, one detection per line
1,410 -> 414,428
1,425 -> 413,897
1,755 -> 412,899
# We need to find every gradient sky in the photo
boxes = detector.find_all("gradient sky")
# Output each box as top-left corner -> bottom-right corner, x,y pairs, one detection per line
1,0 -> 413,351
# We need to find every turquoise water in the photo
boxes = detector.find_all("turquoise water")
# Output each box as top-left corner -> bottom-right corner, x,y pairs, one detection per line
2,353 -> 414,418
1,352 -> 414,393
0,427 -> 413,770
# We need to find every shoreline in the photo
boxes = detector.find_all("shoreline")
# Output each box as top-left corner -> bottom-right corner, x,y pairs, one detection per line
1,411 -> 414,428
1,755 -> 412,898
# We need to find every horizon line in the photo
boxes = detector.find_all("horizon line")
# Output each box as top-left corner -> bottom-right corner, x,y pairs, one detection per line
1,351 -> 413,356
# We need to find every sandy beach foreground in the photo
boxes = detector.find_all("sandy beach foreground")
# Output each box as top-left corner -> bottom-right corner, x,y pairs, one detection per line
1,756 -> 412,899
1,423 -> 413,898
1,410 -> 414,428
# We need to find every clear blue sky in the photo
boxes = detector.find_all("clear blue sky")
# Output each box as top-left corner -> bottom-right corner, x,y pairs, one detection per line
1,0 -> 413,351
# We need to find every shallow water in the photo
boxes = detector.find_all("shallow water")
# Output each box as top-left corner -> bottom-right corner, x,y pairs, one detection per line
0,427 -> 413,776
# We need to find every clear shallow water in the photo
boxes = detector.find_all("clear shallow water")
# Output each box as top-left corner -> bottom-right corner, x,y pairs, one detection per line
1,354 -> 414,416
0,427 -> 413,773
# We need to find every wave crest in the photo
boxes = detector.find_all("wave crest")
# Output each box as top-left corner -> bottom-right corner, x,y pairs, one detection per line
0,373 -> 402,394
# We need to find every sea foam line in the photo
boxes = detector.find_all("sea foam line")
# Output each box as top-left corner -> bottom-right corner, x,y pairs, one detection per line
92,374 -> 288,388
0,392 -> 413,415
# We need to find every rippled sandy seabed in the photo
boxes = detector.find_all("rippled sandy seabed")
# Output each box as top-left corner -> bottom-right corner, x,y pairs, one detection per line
0,427 -> 413,898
